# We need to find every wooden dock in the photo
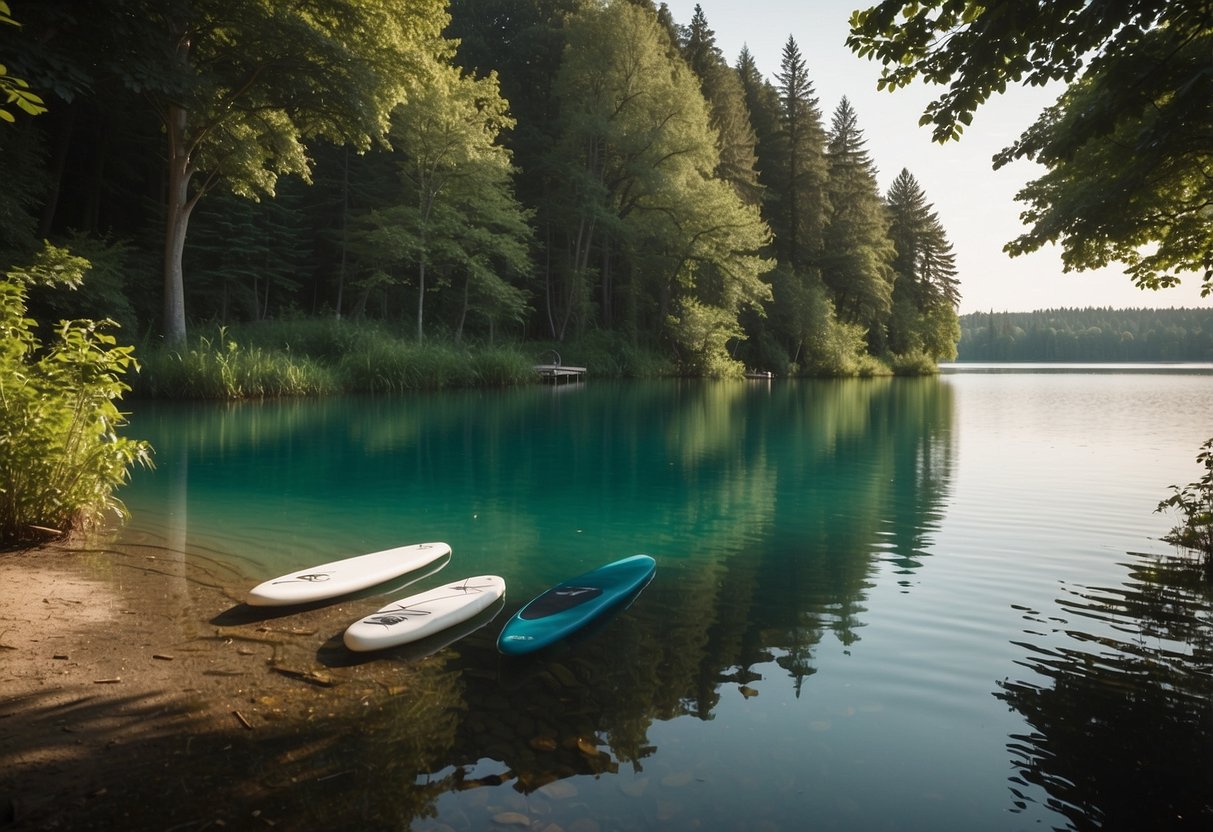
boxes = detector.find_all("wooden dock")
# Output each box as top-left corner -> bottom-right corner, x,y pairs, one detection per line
534,363 -> 587,384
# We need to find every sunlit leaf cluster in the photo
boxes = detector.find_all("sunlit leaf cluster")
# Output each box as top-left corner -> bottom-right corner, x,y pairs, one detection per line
0,1 -> 46,123
0,243 -> 151,544
849,0 -> 1212,295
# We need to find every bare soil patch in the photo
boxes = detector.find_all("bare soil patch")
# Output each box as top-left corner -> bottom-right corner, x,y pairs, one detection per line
0,537 -> 434,830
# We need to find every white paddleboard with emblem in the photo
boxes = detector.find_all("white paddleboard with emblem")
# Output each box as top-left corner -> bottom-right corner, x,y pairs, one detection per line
343,575 -> 506,652
246,542 -> 451,607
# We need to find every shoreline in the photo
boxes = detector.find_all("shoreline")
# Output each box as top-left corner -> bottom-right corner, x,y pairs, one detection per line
0,538 -> 435,830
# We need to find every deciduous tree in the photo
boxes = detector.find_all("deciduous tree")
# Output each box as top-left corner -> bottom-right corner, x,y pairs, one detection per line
548,0 -> 771,371
848,0 -> 1213,295
128,0 -> 450,343
355,61 -> 529,342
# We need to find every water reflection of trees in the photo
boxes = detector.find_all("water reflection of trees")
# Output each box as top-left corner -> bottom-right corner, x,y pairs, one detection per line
116,378 -> 958,826
708,378 -> 956,694
996,555 -> 1213,830
434,379 -> 958,796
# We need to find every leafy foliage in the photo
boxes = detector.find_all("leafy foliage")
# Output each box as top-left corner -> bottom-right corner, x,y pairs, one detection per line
0,1 -> 46,123
1157,438 -> 1213,580
848,0 -> 1213,296
0,243 -> 151,544
545,0 -> 772,372
350,59 -> 532,342
1001,25 -> 1213,295
678,4 -> 762,204
118,0 -> 454,342
26,232 -> 140,335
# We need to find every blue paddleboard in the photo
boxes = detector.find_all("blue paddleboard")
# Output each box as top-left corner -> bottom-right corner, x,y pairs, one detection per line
497,555 -> 655,655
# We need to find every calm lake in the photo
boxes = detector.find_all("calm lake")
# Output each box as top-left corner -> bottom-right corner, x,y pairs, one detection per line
118,367 -> 1213,831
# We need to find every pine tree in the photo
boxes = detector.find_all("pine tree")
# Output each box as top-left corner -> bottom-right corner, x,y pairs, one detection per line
750,36 -> 833,367
678,5 -> 761,204
772,36 -> 829,272
736,46 -> 782,200
823,97 -> 895,352
885,168 -> 961,360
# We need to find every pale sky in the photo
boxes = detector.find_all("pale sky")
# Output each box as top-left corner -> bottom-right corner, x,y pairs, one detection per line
665,0 -> 1211,314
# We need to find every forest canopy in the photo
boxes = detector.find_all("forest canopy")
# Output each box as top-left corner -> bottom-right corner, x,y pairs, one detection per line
0,0 -> 965,376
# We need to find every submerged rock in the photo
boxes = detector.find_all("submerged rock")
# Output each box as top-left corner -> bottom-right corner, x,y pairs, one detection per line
492,810 -> 531,826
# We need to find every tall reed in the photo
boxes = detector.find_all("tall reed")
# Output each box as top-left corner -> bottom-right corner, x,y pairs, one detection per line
338,339 -> 534,392
136,327 -> 338,398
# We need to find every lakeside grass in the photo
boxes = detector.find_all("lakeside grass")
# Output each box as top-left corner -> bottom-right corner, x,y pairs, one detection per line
133,321 -> 568,399
130,319 -> 936,400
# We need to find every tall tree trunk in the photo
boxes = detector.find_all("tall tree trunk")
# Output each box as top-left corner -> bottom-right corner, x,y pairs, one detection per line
416,254 -> 426,342
37,106 -> 75,238
416,179 -> 439,342
335,146 -> 349,320
455,276 -> 470,342
559,214 -> 595,342
601,241 -> 612,327
163,102 -> 192,345
544,222 -> 557,338
83,121 -> 108,233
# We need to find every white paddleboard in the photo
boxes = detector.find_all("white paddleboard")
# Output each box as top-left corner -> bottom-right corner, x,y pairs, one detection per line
343,575 -> 506,652
246,542 -> 451,607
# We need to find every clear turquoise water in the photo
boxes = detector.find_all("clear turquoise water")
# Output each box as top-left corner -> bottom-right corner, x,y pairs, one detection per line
118,371 -> 1213,830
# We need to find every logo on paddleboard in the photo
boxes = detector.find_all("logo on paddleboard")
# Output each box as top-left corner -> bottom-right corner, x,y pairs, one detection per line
366,611 -> 431,627
274,571 -> 333,584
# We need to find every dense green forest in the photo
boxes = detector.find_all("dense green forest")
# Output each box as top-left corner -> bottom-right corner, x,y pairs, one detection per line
957,308 -> 1213,363
0,0 -> 963,378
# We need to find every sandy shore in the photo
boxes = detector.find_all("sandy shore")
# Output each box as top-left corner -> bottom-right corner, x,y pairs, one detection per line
0,538 -> 433,830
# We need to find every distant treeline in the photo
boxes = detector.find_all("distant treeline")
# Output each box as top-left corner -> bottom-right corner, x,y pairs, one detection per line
957,308 -> 1213,362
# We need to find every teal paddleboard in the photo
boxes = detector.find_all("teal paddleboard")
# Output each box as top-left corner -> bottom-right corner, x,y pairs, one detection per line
497,555 -> 655,655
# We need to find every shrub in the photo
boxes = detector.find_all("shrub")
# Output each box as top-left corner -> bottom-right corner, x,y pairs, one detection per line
889,350 -> 939,376
0,244 -> 152,545
26,231 -> 140,335
1157,438 -> 1213,581
854,353 -> 894,378
799,318 -> 868,377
